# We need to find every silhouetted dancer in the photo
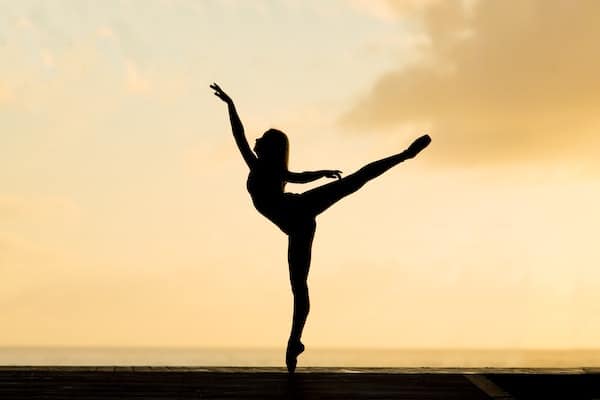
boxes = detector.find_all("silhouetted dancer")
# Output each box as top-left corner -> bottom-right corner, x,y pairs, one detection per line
210,83 -> 431,373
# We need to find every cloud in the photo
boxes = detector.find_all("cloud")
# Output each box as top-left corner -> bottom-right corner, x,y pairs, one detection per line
342,0 -> 600,166
348,0 -> 401,21
348,0 -> 445,21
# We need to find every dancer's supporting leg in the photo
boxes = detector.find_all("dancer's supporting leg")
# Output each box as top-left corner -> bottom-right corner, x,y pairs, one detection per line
286,220 -> 316,373
303,134 -> 431,216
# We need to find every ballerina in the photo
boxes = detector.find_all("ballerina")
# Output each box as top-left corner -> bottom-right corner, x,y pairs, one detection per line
210,83 -> 431,373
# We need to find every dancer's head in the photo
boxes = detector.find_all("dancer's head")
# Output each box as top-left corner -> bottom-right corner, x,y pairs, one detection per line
254,128 -> 289,171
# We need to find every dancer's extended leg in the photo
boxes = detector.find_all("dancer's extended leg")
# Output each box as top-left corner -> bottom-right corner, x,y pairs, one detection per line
302,135 -> 431,216
286,220 -> 315,373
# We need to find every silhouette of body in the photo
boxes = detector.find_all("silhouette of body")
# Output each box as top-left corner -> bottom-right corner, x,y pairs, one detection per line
210,83 -> 431,373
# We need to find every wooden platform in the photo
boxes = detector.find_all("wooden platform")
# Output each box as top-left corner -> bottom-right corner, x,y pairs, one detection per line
0,367 -> 599,399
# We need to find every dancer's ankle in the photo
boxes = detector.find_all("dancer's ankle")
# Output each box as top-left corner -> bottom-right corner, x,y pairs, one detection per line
287,339 -> 305,355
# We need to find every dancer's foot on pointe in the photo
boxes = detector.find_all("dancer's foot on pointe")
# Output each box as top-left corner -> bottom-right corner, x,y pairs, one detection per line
286,340 -> 305,374
404,134 -> 431,159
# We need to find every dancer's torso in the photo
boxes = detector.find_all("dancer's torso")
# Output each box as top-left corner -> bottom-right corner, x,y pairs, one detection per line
247,165 -> 313,235
247,165 -> 286,219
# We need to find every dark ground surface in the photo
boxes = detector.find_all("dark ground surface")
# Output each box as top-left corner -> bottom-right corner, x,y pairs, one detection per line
1,367 -> 599,399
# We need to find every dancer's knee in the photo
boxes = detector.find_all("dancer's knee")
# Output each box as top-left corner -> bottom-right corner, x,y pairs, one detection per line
292,282 -> 309,298
355,165 -> 379,183
293,282 -> 309,305
344,168 -> 372,191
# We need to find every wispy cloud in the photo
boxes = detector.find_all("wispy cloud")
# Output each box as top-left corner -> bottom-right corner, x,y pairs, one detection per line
348,0 -> 398,21
348,0 -> 451,21
342,0 -> 600,167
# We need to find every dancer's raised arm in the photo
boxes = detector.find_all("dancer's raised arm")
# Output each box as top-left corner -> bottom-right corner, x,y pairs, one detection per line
210,83 -> 257,169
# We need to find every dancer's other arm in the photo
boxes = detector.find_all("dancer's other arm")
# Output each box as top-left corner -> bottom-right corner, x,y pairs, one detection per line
210,83 -> 257,169
286,170 -> 342,183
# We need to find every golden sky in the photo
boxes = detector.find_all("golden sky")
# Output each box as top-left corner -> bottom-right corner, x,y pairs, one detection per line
2,0 -> 599,350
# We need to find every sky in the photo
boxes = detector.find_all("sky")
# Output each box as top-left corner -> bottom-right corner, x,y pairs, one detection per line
2,0 -> 600,352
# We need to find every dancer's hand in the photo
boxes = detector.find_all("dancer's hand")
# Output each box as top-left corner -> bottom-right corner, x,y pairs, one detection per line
210,82 -> 232,104
404,134 -> 431,159
323,170 -> 342,180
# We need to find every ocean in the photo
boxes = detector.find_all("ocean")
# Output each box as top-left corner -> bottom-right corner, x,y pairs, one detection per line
1,347 -> 600,368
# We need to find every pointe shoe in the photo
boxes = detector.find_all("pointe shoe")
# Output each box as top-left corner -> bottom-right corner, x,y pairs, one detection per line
286,354 -> 297,374
286,341 -> 305,374
405,134 -> 431,158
